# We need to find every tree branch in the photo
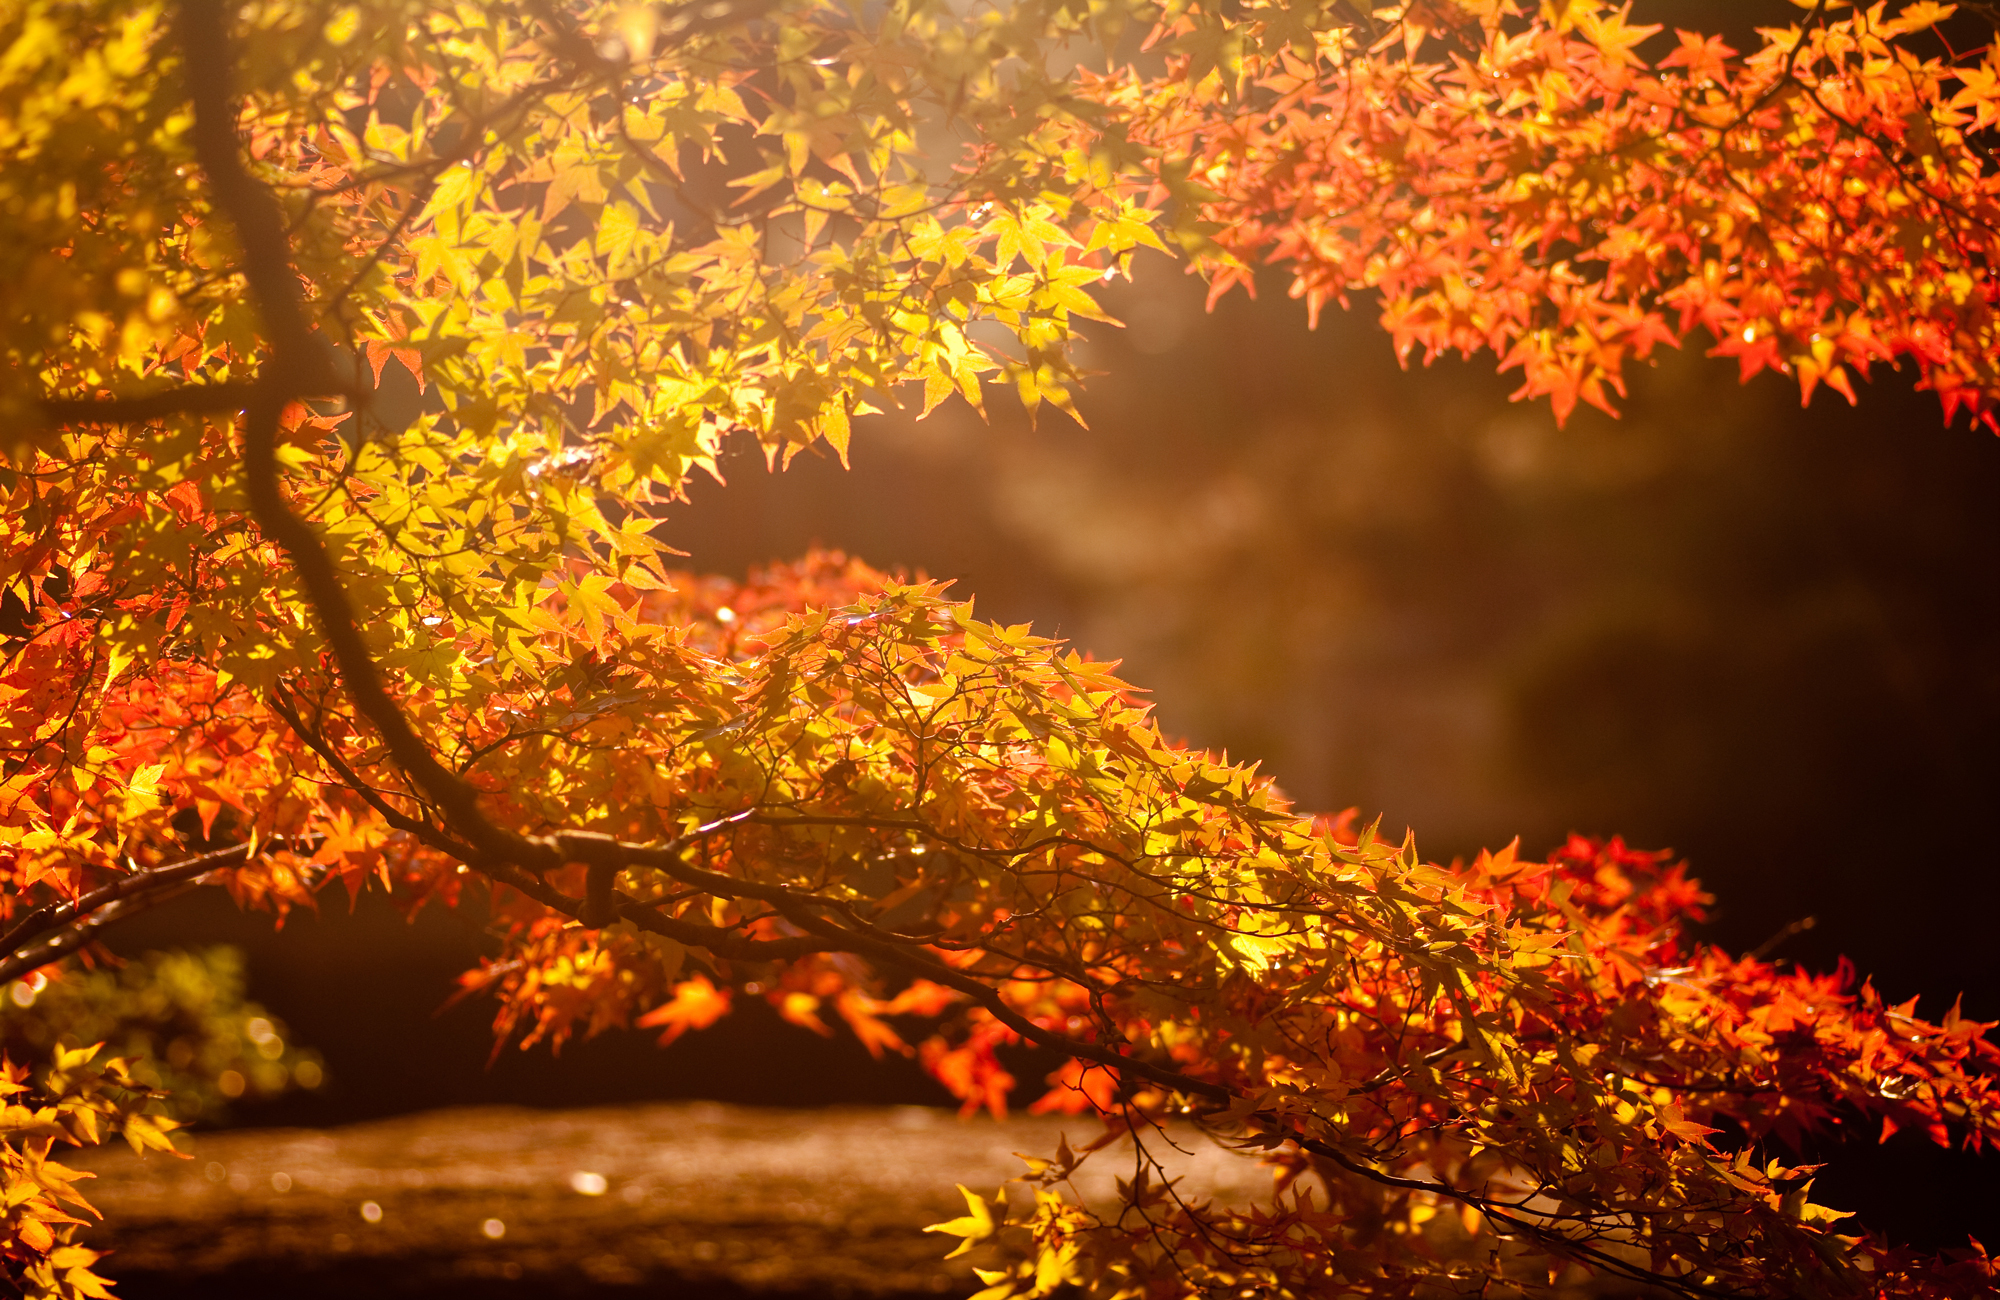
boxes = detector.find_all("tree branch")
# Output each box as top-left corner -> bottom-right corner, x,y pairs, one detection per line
179,0 -> 510,863
473,852 -> 829,963
39,383 -> 259,427
176,0 -> 534,873
267,693 -> 815,959
177,0 -> 342,388
0,839 -> 329,986
0,841 -> 258,963
267,689 -> 482,862
536,827 -> 1761,1299
0,889 -> 205,987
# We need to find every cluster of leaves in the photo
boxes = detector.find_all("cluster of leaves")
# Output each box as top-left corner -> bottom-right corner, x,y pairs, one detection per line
1095,0 -> 2000,423
0,1047 -> 181,1300
448,552 -> 2000,1299
421,545 -> 2000,1299
3,0 -> 1168,465
3,0 -> 2000,1297
932,833 -> 2000,1298
0,947 -> 323,1122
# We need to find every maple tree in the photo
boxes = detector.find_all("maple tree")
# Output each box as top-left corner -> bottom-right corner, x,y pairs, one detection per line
3,0 -> 1999,1297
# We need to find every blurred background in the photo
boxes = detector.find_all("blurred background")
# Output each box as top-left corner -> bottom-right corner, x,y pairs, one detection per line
662,255 -> 2000,1026
97,255 -> 2000,1252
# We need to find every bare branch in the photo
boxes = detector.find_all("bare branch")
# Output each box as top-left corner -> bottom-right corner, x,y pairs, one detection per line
0,888 -> 202,987
0,839 -> 328,986
0,841 -> 257,962
38,383 -> 258,427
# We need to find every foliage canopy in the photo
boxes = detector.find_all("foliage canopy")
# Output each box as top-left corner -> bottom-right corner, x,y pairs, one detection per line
2,0 -> 1998,1296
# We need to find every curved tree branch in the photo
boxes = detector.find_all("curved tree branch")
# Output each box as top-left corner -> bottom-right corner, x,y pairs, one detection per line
178,0 -> 544,867
0,841 -> 257,962
0,839 -> 327,986
176,0 -> 342,386
0,887 -> 206,987
39,382 -> 259,426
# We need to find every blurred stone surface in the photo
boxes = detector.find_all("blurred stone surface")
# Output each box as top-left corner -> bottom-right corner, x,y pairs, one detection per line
79,1102 -> 1271,1298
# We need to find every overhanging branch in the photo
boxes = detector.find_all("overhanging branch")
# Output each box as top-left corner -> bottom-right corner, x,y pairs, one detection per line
0,888 -> 203,987
39,383 -> 259,426
0,841 -> 256,963
177,0 -> 541,867
0,839 -> 323,986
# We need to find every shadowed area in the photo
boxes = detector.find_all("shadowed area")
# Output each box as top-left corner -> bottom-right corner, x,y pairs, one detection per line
79,1102 -> 1270,1298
